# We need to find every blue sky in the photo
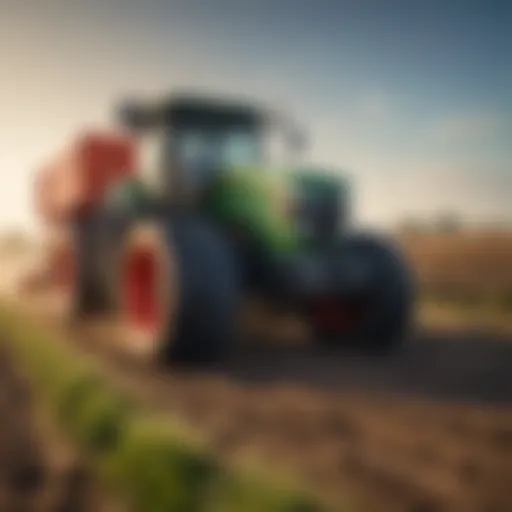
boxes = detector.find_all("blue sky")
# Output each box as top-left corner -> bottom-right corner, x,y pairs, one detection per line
1,0 -> 510,230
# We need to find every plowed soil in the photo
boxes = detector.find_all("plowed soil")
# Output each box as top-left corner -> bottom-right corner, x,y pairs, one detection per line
3,250 -> 512,512
43,314 -> 512,512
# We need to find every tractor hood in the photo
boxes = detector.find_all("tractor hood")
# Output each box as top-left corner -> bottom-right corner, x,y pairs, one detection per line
290,167 -> 350,203
205,164 -> 350,255
288,166 -> 351,244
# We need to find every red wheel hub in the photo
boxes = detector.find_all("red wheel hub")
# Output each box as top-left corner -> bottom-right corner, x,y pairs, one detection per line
123,247 -> 160,335
311,297 -> 364,333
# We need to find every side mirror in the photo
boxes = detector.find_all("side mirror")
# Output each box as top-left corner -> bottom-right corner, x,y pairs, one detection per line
118,100 -> 144,130
117,99 -> 159,132
287,127 -> 307,154
265,108 -> 308,156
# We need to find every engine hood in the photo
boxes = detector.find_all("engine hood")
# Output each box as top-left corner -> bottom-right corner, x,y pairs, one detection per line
288,167 -> 350,202
205,164 -> 350,255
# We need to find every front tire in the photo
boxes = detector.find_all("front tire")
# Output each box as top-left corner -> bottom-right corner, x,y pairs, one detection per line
313,233 -> 415,352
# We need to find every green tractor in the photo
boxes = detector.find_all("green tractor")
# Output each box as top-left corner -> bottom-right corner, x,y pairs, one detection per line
72,93 -> 415,364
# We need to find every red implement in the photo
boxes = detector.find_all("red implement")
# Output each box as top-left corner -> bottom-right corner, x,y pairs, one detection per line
34,131 -> 137,224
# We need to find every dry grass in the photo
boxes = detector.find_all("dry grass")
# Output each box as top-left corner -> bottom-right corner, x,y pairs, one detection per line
399,230 -> 512,313
0,232 -> 32,255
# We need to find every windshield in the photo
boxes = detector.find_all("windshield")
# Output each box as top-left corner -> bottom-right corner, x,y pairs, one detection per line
176,128 -> 262,172
136,126 -> 263,196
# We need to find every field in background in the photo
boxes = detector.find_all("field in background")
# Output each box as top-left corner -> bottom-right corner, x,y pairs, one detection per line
399,230 -> 512,325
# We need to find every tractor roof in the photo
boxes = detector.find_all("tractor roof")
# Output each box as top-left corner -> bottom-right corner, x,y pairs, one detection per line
167,95 -> 266,129
119,93 -> 268,131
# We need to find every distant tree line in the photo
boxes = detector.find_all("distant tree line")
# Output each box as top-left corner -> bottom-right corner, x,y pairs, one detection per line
397,212 -> 463,234
397,213 -> 512,235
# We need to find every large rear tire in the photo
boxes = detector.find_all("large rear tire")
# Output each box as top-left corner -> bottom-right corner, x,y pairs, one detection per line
68,209 -> 129,320
118,215 -> 240,365
164,216 -> 240,364
313,233 -> 415,352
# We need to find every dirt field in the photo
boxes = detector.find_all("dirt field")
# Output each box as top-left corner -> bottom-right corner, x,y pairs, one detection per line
399,230 -> 512,306
0,344 -> 107,512
2,232 -> 512,511
8,306 -> 507,512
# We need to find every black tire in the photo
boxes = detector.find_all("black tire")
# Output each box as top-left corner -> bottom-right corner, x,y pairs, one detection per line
70,213 -> 109,318
70,208 -> 130,319
314,233 -> 416,352
158,215 -> 240,365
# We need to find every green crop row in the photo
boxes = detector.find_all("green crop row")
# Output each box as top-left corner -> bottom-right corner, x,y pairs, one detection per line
0,305 -> 351,512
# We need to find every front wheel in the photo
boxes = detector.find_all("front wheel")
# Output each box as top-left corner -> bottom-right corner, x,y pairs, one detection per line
311,233 -> 416,352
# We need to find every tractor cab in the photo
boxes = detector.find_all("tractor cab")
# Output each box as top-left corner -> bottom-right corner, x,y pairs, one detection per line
34,92 -> 414,365
119,95 -> 301,202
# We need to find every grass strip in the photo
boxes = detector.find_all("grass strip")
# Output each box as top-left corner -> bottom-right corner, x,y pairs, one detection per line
0,303 -> 352,512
